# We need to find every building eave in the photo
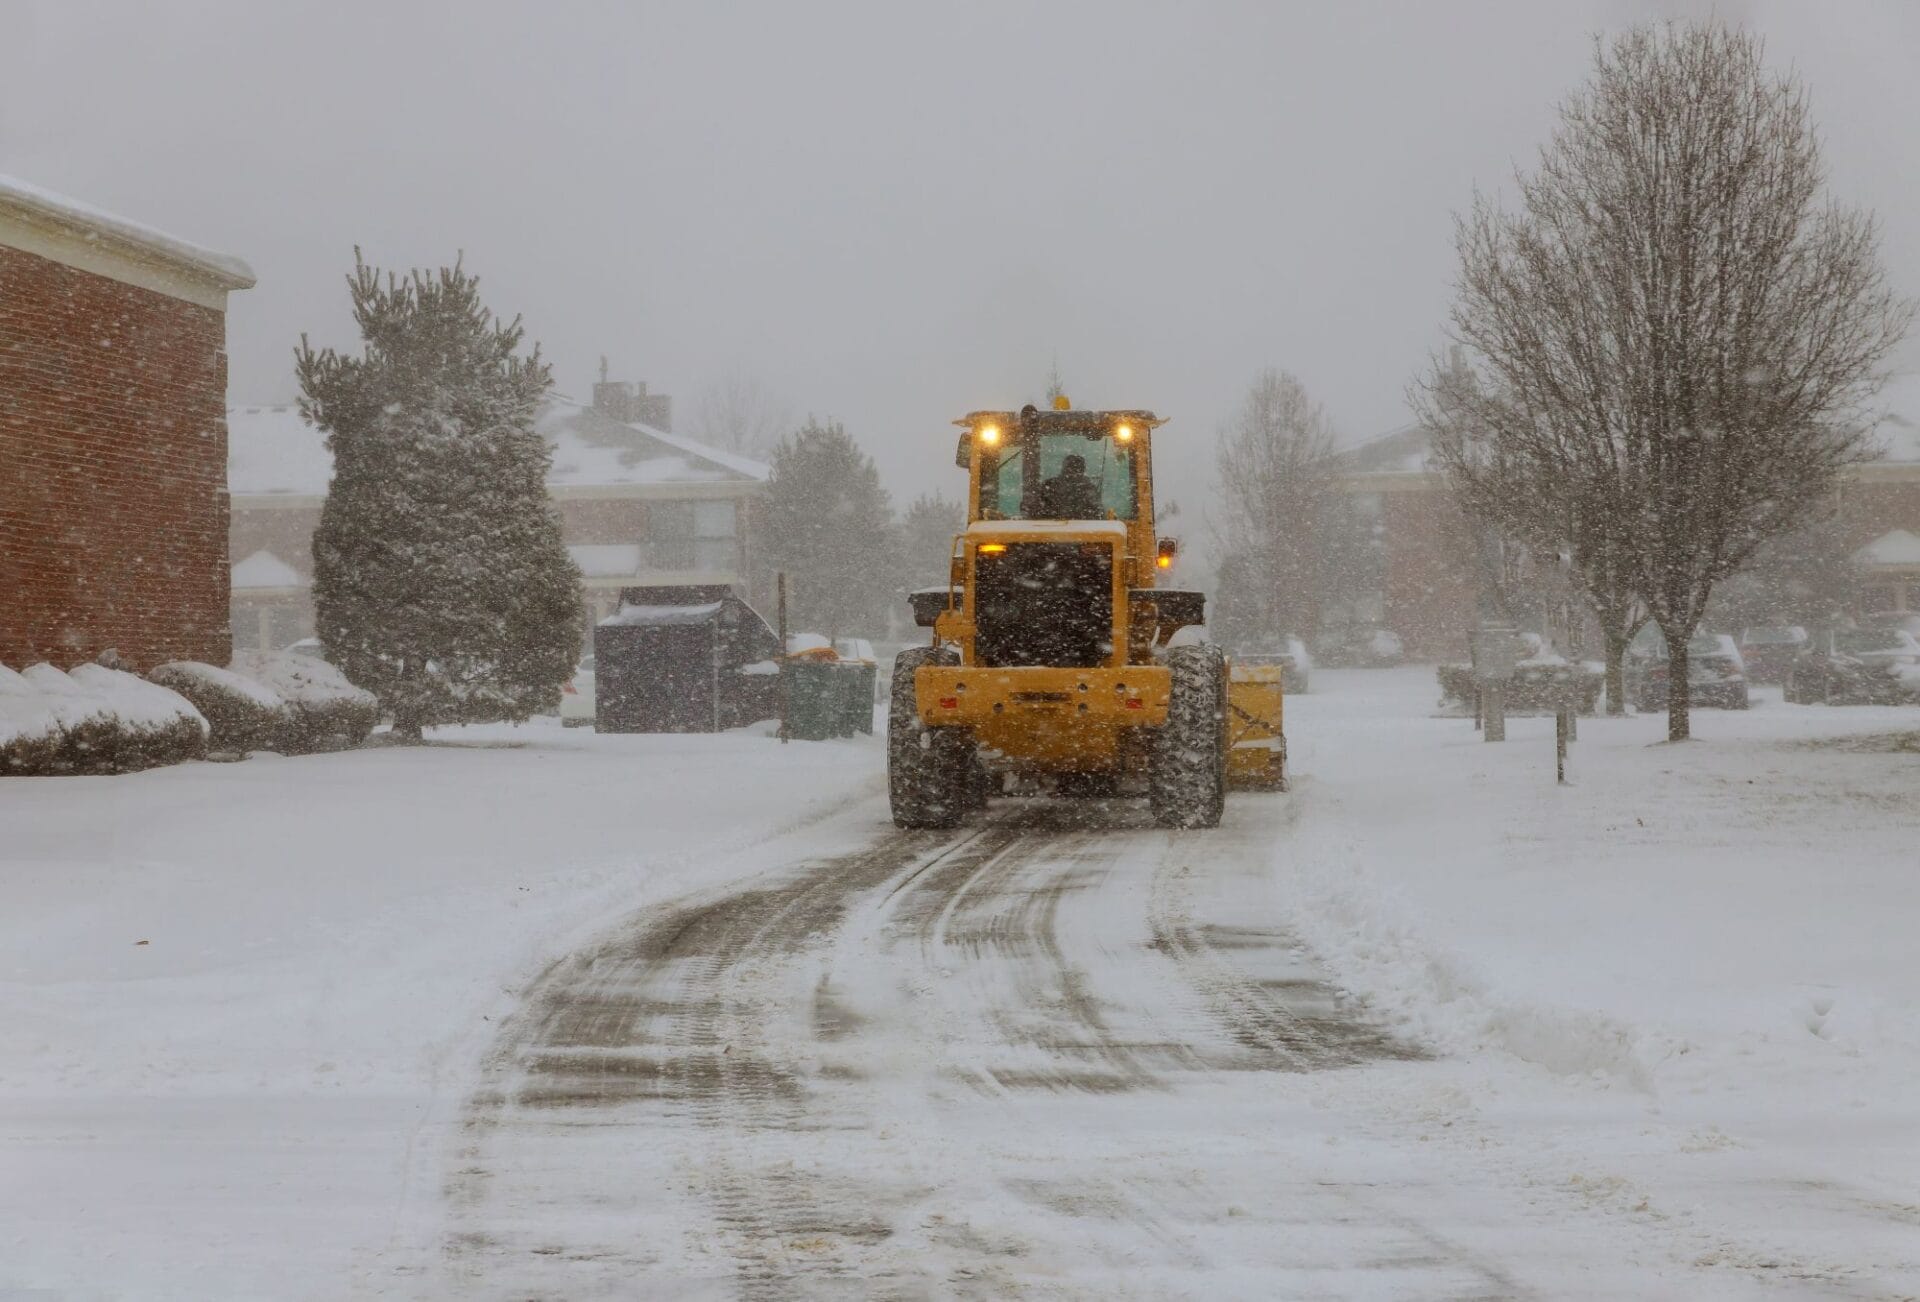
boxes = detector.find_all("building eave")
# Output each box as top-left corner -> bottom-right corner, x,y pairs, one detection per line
0,174 -> 255,312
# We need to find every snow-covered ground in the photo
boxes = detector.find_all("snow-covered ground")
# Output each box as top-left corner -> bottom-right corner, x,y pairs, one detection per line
2,674 -> 1916,1297
0,723 -> 882,1299
1281,671 -> 1920,1292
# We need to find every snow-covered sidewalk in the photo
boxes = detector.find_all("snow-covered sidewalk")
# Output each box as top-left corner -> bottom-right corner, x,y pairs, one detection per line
0,721 -> 882,1299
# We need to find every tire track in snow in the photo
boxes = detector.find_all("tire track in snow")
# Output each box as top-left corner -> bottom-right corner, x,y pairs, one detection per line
431,793 -> 1583,1300
440,819 -> 994,1298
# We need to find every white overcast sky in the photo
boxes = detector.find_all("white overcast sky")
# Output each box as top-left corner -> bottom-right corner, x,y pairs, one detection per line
4,0 -> 1916,513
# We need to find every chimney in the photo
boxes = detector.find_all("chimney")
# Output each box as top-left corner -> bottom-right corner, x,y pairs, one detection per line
592,373 -> 674,431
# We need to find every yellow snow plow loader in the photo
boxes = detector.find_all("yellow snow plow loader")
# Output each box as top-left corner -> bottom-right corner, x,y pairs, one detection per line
888,399 -> 1285,829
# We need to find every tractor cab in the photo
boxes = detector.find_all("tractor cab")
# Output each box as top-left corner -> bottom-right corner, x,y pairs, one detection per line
954,405 -> 1167,581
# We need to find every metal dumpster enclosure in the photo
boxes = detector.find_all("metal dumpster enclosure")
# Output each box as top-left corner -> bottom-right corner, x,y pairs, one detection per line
594,585 -> 781,733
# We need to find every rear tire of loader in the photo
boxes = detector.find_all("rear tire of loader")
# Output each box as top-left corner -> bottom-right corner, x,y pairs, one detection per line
888,646 -> 972,829
1151,642 -> 1228,829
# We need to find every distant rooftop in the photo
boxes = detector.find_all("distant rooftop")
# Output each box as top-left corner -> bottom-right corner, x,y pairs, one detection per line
228,395 -> 769,497
1341,372 -> 1920,479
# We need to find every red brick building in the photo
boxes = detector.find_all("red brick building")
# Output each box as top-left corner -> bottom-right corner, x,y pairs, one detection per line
1334,377 -> 1920,661
1,176 -> 254,671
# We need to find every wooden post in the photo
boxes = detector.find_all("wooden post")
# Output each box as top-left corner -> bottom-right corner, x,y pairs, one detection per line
1556,706 -> 1569,784
776,572 -> 790,744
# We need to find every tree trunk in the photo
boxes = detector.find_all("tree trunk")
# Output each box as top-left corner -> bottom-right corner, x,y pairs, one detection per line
1603,630 -> 1630,716
1662,624 -> 1692,742
391,714 -> 424,744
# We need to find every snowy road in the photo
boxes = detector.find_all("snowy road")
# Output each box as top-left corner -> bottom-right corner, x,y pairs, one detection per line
411,772 -> 1902,1299
9,676 -> 1915,1298
431,794 -> 1494,1299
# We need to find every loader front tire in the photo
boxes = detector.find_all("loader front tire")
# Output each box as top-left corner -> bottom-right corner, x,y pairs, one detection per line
1150,642 -> 1228,829
889,646 -> 972,829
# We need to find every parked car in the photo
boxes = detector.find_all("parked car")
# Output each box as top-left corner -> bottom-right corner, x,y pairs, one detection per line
1628,631 -> 1749,710
1437,630 -> 1604,715
1233,637 -> 1313,693
1784,629 -> 1920,705
1312,625 -> 1405,668
1860,610 -> 1920,638
1736,625 -> 1808,684
560,655 -> 596,726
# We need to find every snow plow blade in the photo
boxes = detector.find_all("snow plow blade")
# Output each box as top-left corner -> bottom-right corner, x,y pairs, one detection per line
1226,663 -> 1287,791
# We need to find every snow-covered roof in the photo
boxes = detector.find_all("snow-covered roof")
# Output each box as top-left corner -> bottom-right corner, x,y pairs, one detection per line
1338,423 -> 1435,477
538,398 -> 769,486
1344,376 -> 1920,482
0,173 -> 255,292
601,601 -> 724,627
231,549 -> 303,589
227,405 -> 336,496
1854,529 -> 1920,569
567,543 -> 642,578
228,395 -> 768,497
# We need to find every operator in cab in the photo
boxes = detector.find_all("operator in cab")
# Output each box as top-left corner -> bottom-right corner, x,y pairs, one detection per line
1028,452 -> 1103,519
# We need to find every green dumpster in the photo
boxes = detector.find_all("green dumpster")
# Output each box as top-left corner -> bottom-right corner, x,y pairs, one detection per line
841,660 -> 877,735
784,657 -> 845,741
783,656 -> 878,740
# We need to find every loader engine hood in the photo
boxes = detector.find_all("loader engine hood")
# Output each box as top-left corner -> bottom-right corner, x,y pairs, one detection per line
967,521 -> 1128,669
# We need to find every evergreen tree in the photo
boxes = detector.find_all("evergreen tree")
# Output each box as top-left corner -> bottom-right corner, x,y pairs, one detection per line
899,491 -> 964,594
297,252 -> 583,741
757,418 -> 895,638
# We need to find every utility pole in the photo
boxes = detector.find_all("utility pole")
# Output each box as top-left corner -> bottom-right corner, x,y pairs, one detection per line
776,572 -> 790,744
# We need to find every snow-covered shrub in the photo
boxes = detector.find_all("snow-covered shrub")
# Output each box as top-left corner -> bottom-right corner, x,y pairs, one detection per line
230,651 -> 378,753
0,664 -> 66,774
149,661 -> 288,752
1,663 -> 207,774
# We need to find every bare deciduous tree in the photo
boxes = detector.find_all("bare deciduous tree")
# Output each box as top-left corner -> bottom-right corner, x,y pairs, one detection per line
1210,369 -> 1338,648
688,368 -> 791,457
1423,358 -> 1651,713
1420,23 -> 1910,739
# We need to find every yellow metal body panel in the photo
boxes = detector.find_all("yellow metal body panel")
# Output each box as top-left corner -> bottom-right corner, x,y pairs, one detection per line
1225,663 -> 1287,789
916,665 -> 1170,771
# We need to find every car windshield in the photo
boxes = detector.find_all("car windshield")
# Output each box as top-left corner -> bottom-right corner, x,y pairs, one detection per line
1741,627 -> 1802,645
987,431 -> 1138,520
1837,630 -> 1902,652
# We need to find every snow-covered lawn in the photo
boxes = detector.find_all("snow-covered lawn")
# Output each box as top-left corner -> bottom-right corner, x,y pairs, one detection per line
1282,670 -> 1920,1283
0,721 -> 882,1299
3,674 -> 1916,1296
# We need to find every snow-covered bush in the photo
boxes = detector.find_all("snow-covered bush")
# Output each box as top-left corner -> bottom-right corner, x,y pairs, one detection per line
230,651 -> 379,753
148,661 -> 288,752
0,664 -> 65,774
1,662 -> 207,774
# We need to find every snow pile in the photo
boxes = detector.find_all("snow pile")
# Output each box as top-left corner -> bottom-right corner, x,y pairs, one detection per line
1,662 -> 207,774
229,650 -> 380,752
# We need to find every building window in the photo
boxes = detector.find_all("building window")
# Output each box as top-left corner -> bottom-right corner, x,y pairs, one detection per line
648,499 -> 736,572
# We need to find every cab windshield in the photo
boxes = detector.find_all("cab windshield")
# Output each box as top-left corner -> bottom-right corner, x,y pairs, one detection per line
985,431 -> 1138,520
